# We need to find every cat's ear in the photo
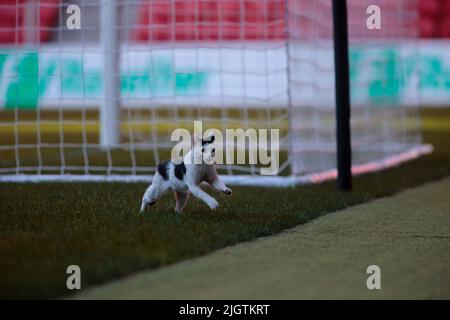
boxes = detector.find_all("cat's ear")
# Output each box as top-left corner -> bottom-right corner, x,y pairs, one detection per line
205,133 -> 215,143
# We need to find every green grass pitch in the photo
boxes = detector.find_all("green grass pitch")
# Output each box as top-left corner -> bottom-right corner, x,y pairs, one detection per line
0,108 -> 449,299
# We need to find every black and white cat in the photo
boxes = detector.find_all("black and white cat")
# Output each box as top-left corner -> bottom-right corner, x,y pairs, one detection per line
139,134 -> 232,214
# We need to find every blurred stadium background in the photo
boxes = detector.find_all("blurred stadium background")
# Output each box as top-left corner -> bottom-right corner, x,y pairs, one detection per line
0,0 -> 448,183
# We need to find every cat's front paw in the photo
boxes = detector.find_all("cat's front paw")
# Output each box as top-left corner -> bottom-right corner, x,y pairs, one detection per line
222,187 -> 232,195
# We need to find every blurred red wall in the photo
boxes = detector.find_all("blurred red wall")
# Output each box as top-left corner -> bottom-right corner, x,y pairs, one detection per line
0,0 -> 449,44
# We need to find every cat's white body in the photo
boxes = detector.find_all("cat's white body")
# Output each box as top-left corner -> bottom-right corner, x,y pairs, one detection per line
139,135 -> 232,213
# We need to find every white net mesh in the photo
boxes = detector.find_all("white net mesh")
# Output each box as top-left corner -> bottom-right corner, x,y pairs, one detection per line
287,0 -> 427,178
0,0 -> 429,185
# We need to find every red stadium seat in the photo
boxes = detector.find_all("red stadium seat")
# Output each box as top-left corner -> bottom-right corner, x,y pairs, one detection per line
418,0 -> 441,15
0,0 -> 59,44
134,0 -> 285,42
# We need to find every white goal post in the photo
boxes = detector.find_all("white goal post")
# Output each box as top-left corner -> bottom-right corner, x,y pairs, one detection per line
0,0 -> 432,186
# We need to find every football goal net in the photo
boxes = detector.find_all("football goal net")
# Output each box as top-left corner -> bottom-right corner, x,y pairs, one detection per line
0,0 -> 431,186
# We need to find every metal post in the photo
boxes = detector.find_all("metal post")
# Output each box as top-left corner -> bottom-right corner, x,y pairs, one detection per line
332,0 -> 352,191
100,0 -> 120,147
24,0 -> 36,45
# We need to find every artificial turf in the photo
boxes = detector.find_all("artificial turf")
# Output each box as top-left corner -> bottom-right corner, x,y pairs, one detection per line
0,108 -> 449,299
77,176 -> 450,299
